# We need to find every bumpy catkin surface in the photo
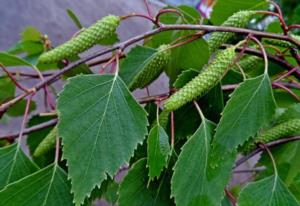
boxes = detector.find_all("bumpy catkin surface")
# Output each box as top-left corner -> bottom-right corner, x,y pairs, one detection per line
208,11 -> 256,53
164,47 -> 236,111
129,44 -> 171,90
241,119 -> 300,153
39,15 -> 120,63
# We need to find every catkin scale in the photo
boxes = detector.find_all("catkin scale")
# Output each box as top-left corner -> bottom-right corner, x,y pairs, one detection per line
34,126 -> 58,157
39,15 -> 120,63
129,44 -> 171,90
241,119 -> 300,153
233,55 -> 260,73
164,47 -> 236,111
208,11 -> 256,53
263,39 -> 293,48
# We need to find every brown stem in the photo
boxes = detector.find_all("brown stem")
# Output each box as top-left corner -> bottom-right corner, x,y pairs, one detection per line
249,35 -> 268,74
288,25 -> 300,31
0,118 -> 58,140
143,0 -> 152,17
17,94 -> 34,143
272,82 -> 300,102
269,0 -> 288,34
0,64 -> 29,92
225,189 -> 237,206
155,9 -> 183,25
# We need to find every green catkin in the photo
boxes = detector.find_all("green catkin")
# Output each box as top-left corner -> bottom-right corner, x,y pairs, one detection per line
263,39 -> 293,48
208,10 -> 256,53
241,119 -> 300,153
34,126 -> 58,157
39,15 -> 120,63
263,35 -> 300,48
232,55 -> 260,73
129,44 -> 171,90
164,47 -> 236,111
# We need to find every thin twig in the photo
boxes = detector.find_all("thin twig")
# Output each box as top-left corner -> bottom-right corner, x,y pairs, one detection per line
17,94 -> 34,143
234,136 -> 300,168
0,64 -> 29,92
272,82 -> 300,102
0,119 -> 58,140
225,189 -> 236,206
1,24 -> 300,113
249,36 -> 268,74
143,0 -> 152,17
274,66 -> 300,82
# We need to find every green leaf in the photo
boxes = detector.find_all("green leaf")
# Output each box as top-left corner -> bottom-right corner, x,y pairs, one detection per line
172,103 -> 201,140
238,175 -> 300,206
57,74 -> 148,205
61,55 -> 92,78
118,158 -> 173,206
21,26 -> 42,42
6,99 -> 36,117
171,120 -> 234,206
147,125 -> 171,180
210,0 -> 268,25
22,41 -> 44,55
0,143 -> 38,190
98,32 -> 119,46
119,45 -> 158,86
215,74 -> 276,150
0,164 -> 74,206
66,9 -> 83,29
0,76 -> 15,103
0,52 -> 33,67
166,39 -> 209,83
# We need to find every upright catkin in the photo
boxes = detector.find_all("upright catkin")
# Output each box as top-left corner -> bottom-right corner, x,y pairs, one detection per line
241,119 -> 300,153
129,44 -> 171,90
208,10 -> 256,53
164,47 -> 236,111
39,15 -> 120,63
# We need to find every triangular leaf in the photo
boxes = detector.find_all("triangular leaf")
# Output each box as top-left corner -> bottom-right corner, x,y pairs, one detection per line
238,175 -> 300,206
171,119 -> 234,205
0,143 -> 38,190
147,125 -> 171,180
21,26 -> 42,42
0,164 -> 73,206
57,74 -> 148,205
215,74 -> 276,150
118,158 -> 173,206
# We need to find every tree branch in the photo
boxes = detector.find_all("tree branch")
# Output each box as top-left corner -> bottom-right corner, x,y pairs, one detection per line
1,24 -> 300,113
0,118 -> 57,140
